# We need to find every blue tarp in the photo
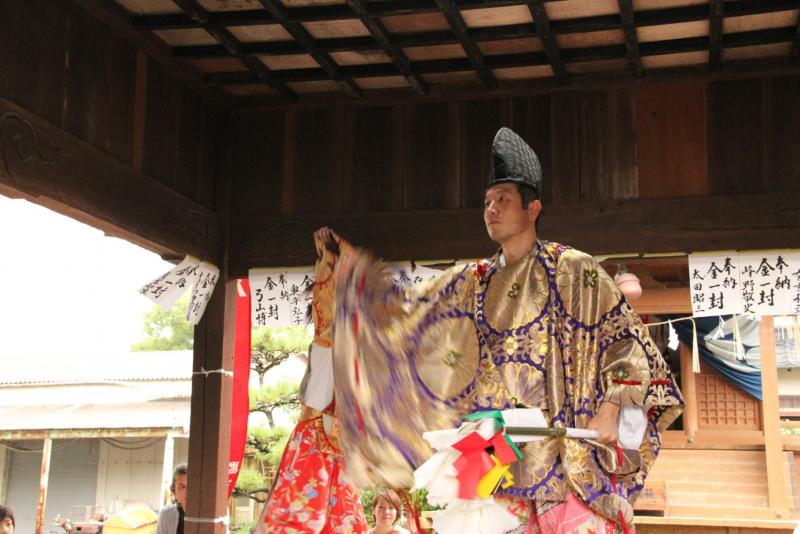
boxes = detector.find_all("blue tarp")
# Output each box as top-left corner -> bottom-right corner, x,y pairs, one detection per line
669,315 -> 762,400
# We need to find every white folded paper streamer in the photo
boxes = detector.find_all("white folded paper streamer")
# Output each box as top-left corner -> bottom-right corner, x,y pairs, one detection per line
413,418 -> 519,534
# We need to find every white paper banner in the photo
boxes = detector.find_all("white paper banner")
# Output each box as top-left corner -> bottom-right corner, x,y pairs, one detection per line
249,267 -> 314,327
739,251 -> 798,316
187,261 -> 220,325
139,255 -> 200,310
688,252 -> 743,317
791,256 -> 800,315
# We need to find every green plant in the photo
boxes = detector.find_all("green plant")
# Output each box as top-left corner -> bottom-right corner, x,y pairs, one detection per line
231,519 -> 255,533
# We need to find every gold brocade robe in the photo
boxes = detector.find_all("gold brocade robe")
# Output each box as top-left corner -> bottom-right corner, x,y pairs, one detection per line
332,241 -> 683,524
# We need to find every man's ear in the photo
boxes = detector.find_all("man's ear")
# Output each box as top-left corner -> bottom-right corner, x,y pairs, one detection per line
528,199 -> 542,223
170,483 -> 175,494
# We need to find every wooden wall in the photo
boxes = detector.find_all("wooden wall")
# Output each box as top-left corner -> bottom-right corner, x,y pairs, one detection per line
231,75 -> 800,216
229,74 -> 800,272
0,0 -> 230,260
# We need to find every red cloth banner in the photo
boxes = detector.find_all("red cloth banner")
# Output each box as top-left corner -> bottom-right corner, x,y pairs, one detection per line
228,279 -> 252,497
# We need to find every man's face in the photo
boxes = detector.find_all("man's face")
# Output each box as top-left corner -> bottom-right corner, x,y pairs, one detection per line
173,474 -> 188,510
483,183 -> 538,244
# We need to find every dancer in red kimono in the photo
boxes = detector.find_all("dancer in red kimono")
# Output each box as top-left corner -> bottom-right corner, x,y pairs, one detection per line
254,229 -> 368,534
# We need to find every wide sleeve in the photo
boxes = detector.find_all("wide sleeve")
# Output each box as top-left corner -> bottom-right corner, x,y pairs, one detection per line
552,248 -> 684,526
554,249 -> 655,408
331,250 -> 482,488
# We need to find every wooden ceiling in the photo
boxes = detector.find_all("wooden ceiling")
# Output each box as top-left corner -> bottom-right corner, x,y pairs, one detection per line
117,0 -> 800,101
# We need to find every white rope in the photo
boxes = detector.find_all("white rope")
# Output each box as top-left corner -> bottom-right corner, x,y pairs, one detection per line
184,515 -> 229,526
794,316 -> 800,366
644,316 -> 696,327
690,317 -> 701,373
732,315 -> 745,361
644,316 -> 701,373
193,367 -> 234,378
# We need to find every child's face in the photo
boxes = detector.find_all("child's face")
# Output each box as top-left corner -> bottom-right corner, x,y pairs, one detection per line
1,516 -> 14,534
173,474 -> 188,509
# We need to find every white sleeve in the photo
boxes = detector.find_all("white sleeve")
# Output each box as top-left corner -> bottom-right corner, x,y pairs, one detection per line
302,342 -> 335,411
155,506 -> 175,534
618,405 -> 648,450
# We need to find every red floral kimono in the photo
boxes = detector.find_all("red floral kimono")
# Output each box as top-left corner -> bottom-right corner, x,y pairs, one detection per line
261,407 -> 367,533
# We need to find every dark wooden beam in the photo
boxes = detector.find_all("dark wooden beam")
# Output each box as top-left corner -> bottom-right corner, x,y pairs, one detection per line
434,0 -> 497,88
172,0 -> 297,101
228,191 -> 800,275
257,0 -> 362,97
208,51 -> 550,84
234,56 -> 800,111
527,0 -> 569,81
135,0 -> 539,29
709,0 -> 724,71
137,0 -> 798,32
207,26 -> 797,86
0,94 -> 223,263
172,27 -> 536,59
345,0 -> 428,94
618,0 -> 643,78
165,0 -> 800,58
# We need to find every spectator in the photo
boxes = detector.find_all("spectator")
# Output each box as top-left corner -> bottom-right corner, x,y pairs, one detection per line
156,464 -> 187,534
368,490 -> 409,534
0,505 -> 14,534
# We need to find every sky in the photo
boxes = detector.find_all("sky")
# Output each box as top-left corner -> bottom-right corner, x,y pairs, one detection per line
0,193 -> 173,358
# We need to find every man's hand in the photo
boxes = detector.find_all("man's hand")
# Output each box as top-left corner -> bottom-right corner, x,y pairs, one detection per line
587,402 -> 620,444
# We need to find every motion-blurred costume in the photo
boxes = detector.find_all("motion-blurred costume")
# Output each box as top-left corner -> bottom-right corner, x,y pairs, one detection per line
256,231 -> 367,534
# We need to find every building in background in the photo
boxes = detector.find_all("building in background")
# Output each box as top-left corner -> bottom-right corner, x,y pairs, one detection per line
0,351 -> 191,533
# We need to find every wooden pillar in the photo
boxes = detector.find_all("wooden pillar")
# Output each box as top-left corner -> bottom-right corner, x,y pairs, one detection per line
679,343 -> 699,441
759,315 -> 789,513
160,434 -> 175,507
185,278 -> 236,534
0,446 -> 8,503
35,437 -> 52,534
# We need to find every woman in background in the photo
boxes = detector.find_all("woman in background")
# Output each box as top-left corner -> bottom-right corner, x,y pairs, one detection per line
368,490 -> 410,534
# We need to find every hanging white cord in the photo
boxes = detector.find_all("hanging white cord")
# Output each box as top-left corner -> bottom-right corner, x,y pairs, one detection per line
193,367 -> 234,378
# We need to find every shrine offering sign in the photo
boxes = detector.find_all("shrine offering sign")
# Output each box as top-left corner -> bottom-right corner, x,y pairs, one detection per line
249,267 -> 314,327
689,250 -> 800,317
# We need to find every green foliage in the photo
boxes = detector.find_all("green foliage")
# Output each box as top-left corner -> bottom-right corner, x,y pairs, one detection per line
410,488 -> 442,512
239,325 -> 310,505
131,293 -> 193,351
247,425 -> 291,468
249,380 -> 301,428
359,487 -> 378,526
251,326 -> 312,384
234,468 -> 266,492
781,420 -> 800,435
231,520 -> 255,534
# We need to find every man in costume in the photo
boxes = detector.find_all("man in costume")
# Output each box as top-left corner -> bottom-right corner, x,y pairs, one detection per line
253,228 -> 368,534
329,128 -> 683,533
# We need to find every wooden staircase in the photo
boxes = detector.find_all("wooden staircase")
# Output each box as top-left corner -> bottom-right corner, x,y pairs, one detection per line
635,449 -> 799,533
